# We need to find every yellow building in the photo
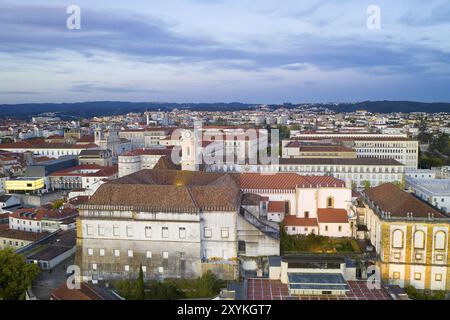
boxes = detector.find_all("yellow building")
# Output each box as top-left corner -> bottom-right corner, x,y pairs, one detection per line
5,177 -> 45,192
358,183 -> 450,292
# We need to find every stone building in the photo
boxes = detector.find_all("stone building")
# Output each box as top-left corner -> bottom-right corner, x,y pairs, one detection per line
357,183 -> 450,291
75,169 -> 280,282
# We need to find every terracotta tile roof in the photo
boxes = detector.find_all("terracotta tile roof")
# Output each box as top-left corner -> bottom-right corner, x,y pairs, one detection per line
283,215 -> 318,227
50,282 -> 109,300
364,183 -> 445,218
122,147 -> 173,157
279,157 -> 402,166
76,135 -> 95,143
0,224 -> 50,241
268,201 -> 285,213
49,165 -> 118,177
240,173 -> 346,190
87,170 -> 241,212
152,155 -> 181,170
317,208 -> 349,223
0,140 -> 97,149
10,206 -> 78,221
241,193 -> 262,205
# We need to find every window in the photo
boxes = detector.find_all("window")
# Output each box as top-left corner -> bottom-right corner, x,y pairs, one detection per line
92,263 -> 97,271
124,265 -> 130,272
179,227 -> 186,239
146,251 -> 152,259
392,229 -> 404,249
414,230 -> 425,249
415,253 -> 422,261
86,225 -> 93,236
327,197 -> 334,208
113,225 -> 120,237
338,226 -> 342,232
145,226 -> 152,238
162,227 -> 169,238
158,267 -> 164,274
127,250 -> 133,258
304,211 -> 309,218
99,249 -> 105,257
126,226 -> 133,237
162,251 -> 169,259
325,225 -> 328,232
434,231 -> 446,250
436,254 -> 444,261
141,266 -> 147,273
98,225 -> 105,236
394,252 -> 401,260
114,250 -> 120,257
87,248 -> 93,256
221,227 -> 229,239
435,274 -> 442,282
204,227 -> 212,238
414,273 -> 422,281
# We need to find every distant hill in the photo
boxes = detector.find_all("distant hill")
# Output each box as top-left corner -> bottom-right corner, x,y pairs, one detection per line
327,101 -> 450,113
0,101 -> 256,119
0,100 -> 448,119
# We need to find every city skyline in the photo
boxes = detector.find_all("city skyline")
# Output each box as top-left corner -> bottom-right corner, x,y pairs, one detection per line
1,0 -> 450,104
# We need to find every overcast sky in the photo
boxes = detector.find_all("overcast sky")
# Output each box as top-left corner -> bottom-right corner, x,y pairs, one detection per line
0,0 -> 449,104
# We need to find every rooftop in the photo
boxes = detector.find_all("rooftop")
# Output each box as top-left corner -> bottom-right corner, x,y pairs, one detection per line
279,157 -> 403,166
364,183 -> 446,219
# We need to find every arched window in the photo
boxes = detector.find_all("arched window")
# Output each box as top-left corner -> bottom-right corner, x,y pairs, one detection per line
392,229 -> 404,249
434,231 -> 447,250
413,230 -> 425,249
327,196 -> 334,208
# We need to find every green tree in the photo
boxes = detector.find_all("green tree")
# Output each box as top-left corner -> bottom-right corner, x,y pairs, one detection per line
136,265 -> 145,300
0,248 -> 41,300
52,199 -> 65,209
362,180 -> 371,190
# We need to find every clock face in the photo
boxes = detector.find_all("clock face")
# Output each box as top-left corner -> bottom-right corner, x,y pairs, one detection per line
184,131 -> 192,139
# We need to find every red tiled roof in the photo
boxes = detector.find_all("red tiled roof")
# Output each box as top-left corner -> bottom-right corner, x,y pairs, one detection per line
268,201 -> 285,213
50,282 -> 107,300
317,208 -> 349,223
283,215 -> 318,227
0,140 -> 97,149
49,165 -> 118,177
364,183 -> 445,218
240,173 -> 346,190
122,147 -> 173,157
10,206 -> 78,221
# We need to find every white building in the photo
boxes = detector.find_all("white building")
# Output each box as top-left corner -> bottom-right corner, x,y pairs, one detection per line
119,128 -> 172,149
406,177 -> 450,213
240,173 -> 353,237
76,169 -> 280,281
287,133 -> 418,170
118,148 -> 173,177
207,157 -> 404,190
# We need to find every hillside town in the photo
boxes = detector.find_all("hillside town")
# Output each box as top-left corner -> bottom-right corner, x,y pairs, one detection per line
0,106 -> 449,300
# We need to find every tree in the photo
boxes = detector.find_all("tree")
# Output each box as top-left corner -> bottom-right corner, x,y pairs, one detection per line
136,265 -> 145,300
0,248 -> 41,300
52,199 -> 65,209
362,180 -> 371,190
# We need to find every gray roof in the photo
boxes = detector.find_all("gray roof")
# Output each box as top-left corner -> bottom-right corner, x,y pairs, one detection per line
408,178 -> 450,196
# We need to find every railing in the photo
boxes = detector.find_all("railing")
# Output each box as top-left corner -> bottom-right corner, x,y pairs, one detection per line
239,208 -> 280,240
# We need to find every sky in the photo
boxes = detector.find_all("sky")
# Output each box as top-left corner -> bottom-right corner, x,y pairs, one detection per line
0,0 -> 449,104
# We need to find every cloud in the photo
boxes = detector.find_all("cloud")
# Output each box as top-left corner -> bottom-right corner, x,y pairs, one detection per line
0,0 -> 449,103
